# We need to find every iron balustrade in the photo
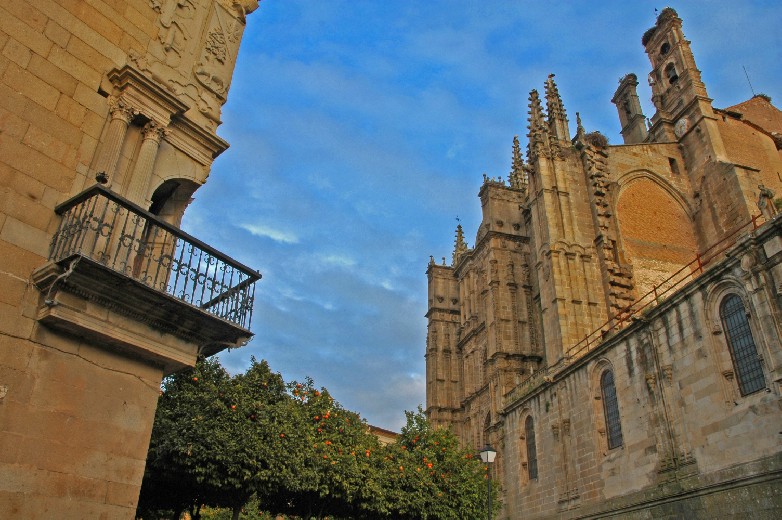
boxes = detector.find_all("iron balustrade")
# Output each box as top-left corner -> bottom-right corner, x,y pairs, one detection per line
504,213 -> 765,406
49,185 -> 260,330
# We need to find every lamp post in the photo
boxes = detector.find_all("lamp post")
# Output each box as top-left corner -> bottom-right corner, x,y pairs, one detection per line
479,444 -> 497,520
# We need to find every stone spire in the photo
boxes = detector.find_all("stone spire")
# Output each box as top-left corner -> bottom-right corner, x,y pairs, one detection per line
575,111 -> 586,143
452,224 -> 469,265
544,73 -> 570,142
526,89 -> 547,161
508,135 -> 527,193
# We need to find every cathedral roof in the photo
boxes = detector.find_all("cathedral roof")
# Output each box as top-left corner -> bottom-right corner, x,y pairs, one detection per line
725,95 -> 782,135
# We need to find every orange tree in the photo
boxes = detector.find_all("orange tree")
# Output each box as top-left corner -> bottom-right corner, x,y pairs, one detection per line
376,408 -> 498,520
137,358 -> 296,520
137,360 -> 497,520
264,378 -> 383,519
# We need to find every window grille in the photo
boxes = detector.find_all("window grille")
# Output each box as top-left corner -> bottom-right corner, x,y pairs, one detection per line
720,294 -> 765,395
525,416 -> 538,480
601,370 -> 624,449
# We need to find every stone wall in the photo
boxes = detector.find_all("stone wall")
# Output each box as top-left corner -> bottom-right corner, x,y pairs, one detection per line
427,9 -> 782,519
498,219 -> 782,518
0,1 -> 258,517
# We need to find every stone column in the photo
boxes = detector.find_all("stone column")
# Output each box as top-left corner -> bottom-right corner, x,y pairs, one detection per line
95,97 -> 136,187
126,121 -> 167,207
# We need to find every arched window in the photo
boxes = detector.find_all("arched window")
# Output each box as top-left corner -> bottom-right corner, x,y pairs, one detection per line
601,370 -> 623,449
665,62 -> 679,84
525,416 -> 538,480
720,294 -> 765,395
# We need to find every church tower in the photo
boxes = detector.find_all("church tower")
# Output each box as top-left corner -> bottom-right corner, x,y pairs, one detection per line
642,8 -> 727,163
525,77 -> 608,365
642,7 -> 765,246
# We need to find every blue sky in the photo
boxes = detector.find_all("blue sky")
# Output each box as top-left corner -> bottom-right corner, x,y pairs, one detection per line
182,1 -> 782,431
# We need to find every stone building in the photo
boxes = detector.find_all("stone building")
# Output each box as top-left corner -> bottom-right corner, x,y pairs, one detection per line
426,8 -> 782,518
0,1 -> 260,517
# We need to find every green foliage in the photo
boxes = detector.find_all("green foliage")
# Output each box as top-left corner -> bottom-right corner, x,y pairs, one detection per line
138,358 -> 294,519
137,361 -> 497,520
377,407 -> 498,520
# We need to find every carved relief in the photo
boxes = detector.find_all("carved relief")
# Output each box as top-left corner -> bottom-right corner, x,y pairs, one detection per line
193,4 -> 246,122
152,0 -> 198,68
145,0 -> 250,130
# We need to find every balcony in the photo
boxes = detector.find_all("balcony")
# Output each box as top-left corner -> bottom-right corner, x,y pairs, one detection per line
32,185 -> 261,373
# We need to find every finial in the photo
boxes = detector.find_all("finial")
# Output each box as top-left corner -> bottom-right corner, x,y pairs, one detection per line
429,255 -> 435,265
452,224 -> 468,265
508,135 -> 527,191
527,89 -> 546,161
544,73 -> 570,141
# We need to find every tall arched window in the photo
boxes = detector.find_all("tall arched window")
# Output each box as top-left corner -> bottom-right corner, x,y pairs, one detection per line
525,416 -> 538,480
720,294 -> 765,395
601,370 -> 623,449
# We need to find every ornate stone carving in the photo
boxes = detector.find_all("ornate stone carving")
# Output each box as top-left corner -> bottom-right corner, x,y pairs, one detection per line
757,184 -> 778,221
108,96 -> 139,123
152,0 -> 198,68
141,120 -> 170,143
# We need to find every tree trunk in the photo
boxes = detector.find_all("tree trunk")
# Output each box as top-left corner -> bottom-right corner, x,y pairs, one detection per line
231,504 -> 242,520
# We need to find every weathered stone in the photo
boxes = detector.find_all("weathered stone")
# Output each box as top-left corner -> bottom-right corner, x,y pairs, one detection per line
427,9 -> 782,519
0,1 -> 260,517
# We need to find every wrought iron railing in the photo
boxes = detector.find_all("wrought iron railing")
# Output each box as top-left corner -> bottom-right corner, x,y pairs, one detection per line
566,213 -> 763,360
49,185 -> 261,329
504,213 -> 764,407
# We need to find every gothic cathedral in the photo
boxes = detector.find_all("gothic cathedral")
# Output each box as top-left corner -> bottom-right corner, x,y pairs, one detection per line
426,8 -> 782,518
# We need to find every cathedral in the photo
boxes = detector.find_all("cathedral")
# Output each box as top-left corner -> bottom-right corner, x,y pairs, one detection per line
426,8 -> 782,518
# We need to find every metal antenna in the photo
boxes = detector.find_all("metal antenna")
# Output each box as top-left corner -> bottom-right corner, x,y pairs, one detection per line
742,65 -> 756,97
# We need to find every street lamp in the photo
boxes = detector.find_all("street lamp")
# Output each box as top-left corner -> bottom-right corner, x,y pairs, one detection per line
479,444 -> 497,520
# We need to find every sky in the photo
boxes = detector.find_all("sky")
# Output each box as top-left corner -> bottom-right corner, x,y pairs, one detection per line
182,1 -> 782,431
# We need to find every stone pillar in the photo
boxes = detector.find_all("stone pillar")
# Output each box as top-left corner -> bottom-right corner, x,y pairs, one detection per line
126,121 -> 167,207
95,97 -> 136,187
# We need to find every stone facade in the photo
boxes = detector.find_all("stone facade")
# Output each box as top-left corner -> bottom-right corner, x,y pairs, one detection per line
0,1 -> 260,517
426,9 -> 782,519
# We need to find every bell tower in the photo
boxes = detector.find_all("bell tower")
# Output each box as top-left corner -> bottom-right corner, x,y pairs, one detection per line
642,8 -> 727,165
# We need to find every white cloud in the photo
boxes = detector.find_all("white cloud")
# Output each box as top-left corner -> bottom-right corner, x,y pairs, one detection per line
319,254 -> 357,268
239,223 -> 299,244
199,0 -> 782,433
